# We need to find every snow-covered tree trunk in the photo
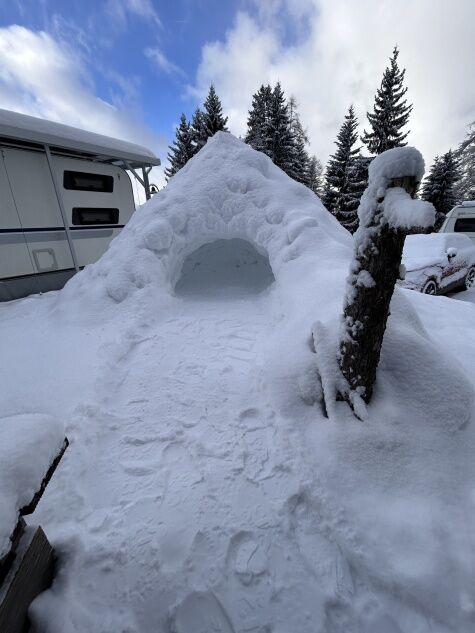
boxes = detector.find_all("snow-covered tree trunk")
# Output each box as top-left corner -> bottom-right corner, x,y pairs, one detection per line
338,148 -> 435,416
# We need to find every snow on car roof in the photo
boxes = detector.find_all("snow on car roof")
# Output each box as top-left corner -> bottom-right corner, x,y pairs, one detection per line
403,232 -> 473,260
0,108 -> 160,167
403,233 -> 449,258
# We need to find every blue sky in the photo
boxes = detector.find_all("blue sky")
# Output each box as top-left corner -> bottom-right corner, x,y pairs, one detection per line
0,0 -> 474,190
0,1 -> 240,139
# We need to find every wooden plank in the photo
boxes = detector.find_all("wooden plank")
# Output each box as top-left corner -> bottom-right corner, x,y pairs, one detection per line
0,437 -> 68,596
0,519 -> 25,587
0,527 -> 55,633
20,437 -> 69,516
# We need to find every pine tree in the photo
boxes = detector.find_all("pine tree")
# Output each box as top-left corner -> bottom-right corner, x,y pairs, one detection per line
362,46 -> 413,154
265,82 -> 295,175
346,155 -> 371,231
323,106 -> 363,232
202,84 -> 228,138
246,83 -> 320,193
164,114 -> 195,181
190,107 -> 208,154
322,176 -> 339,215
288,96 -> 310,184
422,150 -> 460,228
454,121 -> 475,202
306,155 -> 323,196
245,84 -> 273,153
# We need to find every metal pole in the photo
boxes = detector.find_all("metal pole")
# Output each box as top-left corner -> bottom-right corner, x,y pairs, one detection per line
44,144 -> 79,272
142,166 -> 151,200
123,161 -> 146,188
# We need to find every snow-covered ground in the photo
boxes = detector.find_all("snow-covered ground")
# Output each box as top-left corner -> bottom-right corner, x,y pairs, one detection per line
1,134 -> 474,633
450,286 -> 475,304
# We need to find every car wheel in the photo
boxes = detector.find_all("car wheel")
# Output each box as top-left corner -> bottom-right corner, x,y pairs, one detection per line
465,266 -> 475,290
422,279 -> 438,295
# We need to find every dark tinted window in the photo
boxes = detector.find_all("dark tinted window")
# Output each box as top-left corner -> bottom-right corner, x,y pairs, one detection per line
454,217 -> 475,232
64,171 -> 113,192
72,208 -> 119,225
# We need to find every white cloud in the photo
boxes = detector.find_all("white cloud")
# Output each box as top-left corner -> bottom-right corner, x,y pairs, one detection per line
105,0 -> 162,32
145,46 -> 185,77
124,0 -> 162,27
192,0 -> 475,169
0,25 -> 167,189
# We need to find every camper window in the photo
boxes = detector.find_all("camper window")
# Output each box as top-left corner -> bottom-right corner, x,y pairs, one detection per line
64,171 -> 114,193
454,218 -> 475,232
72,208 -> 119,225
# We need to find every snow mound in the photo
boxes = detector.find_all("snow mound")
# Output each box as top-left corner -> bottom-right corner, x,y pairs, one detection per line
0,413 -> 65,559
61,132 -> 350,307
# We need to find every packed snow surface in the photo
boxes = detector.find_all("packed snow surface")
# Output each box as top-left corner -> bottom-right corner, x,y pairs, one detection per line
1,134 -> 475,633
0,413 -> 64,559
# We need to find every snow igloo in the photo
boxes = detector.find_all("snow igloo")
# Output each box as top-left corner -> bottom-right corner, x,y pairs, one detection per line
64,132 -> 352,306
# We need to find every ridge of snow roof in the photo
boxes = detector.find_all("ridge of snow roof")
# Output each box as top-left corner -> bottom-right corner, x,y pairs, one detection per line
0,108 -> 160,167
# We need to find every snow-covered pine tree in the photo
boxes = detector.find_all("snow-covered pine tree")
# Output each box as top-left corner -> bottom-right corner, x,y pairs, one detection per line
190,107 -> 208,154
202,84 -> 228,138
361,46 -> 413,154
246,84 -> 318,192
265,82 -> 295,176
245,84 -> 273,154
164,114 -> 195,181
322,175 -> 338,215
306,155 -> 323,196
454,121 -> 475,202
422,150 -> 460,228
322,106 -> 362,232
288,96 -> 310,185
345,155 -> 371,232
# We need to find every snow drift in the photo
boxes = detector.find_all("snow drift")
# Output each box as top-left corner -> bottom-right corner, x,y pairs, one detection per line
1,133 -> 474,633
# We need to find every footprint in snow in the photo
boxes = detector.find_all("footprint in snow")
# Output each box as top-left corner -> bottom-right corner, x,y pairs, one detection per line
226,531 -> 267,586
122,464 -> 157,477
162,442 -> 203,490
121,434 -> 159,446
238,408 -> 260,422
172,591 -> 235,633
288,492 -> 355,598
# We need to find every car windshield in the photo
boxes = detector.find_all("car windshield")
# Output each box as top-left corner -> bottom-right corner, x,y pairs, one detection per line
403,235 -> 446,259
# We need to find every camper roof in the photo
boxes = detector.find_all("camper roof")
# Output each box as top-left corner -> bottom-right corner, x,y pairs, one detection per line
0,108 -> 160,168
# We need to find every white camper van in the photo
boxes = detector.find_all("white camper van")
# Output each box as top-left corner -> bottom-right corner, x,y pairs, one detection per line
439,202 -> 475,244
0,109 -> 160,301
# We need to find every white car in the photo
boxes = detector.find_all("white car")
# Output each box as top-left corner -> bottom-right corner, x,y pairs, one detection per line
400,233 -> 475,295
439,202 -> 475,244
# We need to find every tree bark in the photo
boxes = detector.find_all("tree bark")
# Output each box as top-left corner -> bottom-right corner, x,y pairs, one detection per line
338,176 -> 424,408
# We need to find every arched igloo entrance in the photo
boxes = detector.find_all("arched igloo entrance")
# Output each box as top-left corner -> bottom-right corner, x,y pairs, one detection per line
174,238 -> 275,298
